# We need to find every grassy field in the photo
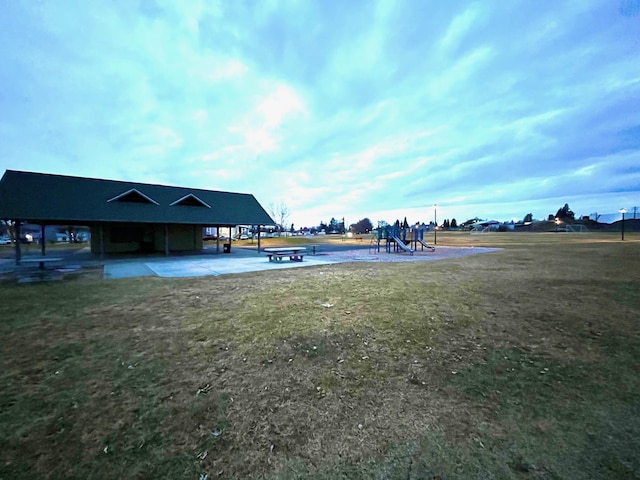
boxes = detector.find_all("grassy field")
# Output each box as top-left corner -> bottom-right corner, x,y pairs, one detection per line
1,232 -> 639,479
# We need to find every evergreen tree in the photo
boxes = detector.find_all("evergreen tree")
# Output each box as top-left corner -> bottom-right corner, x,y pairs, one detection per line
555,204 -> 575,220
353,218 -> 373,234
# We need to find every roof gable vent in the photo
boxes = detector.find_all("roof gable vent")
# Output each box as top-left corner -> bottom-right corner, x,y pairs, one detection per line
107,188 -> 159,205
170,194 -> 211,208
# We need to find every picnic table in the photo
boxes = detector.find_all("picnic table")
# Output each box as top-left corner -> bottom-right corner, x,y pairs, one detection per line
18,256 -> 63,270
263,247 -> 306,262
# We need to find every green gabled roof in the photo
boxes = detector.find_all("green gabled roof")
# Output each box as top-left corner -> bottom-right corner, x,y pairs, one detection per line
0,170 -> 275,226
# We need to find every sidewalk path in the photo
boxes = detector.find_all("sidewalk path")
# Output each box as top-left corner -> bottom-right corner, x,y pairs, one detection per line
103,246 -> 500,279
2,245 -> 500,280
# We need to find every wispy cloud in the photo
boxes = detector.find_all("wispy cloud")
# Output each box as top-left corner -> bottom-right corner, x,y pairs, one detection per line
1,0 -> 639,226
439,3 -> 486,51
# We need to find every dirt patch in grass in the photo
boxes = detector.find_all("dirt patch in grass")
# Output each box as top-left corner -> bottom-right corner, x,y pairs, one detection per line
1,235 -> 639,478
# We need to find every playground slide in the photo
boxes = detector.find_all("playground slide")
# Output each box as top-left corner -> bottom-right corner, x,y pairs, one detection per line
417,239 -> 436,251
392,236 -> 414,255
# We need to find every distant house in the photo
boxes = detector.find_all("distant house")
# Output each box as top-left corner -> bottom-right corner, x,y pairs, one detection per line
0,170 -> 274,256
469,220 -> 501,232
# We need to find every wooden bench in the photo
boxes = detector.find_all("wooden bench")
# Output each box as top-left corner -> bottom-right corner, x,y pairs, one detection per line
264,247 -> 306,263
18,257 -> 63,270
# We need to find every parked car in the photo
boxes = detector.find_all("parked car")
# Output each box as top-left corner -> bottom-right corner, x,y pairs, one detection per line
0,236 -> 12,245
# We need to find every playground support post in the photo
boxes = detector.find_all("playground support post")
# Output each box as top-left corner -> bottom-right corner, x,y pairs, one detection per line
620,208 -> 627,240
433,203 -> 437,245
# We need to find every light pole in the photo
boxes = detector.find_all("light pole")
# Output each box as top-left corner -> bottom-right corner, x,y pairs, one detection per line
620,208 -> 627,241
433,203 -> 437,245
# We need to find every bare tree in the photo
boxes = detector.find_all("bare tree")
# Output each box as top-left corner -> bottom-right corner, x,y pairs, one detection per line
268,202 -> 290,236
0,220 -> 17,242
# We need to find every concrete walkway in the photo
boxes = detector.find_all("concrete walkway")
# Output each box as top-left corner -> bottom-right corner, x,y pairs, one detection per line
104,251 -> 341,279
2,245 -> 500,280
103,245 -> 500,279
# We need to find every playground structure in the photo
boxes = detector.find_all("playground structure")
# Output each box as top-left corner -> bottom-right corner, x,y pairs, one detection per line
369,224 -> 436,255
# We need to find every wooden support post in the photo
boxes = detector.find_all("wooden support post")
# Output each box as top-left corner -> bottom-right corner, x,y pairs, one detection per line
41,224 -> 46,256
164,225 -> 169,256
14,221 -> 21,264
99,225 -> 105,258
257,226 -> 261,252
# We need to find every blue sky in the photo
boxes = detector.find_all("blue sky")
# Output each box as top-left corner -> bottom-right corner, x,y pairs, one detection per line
1,0 -> 639,228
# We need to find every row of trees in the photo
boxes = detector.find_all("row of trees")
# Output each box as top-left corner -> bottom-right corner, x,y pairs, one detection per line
440,219 -> 458,229
519,204 -> 576,224
269,202 -> 580,236
338,205 -> 574,233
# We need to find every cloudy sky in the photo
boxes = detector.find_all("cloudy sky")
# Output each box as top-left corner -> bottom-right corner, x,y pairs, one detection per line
1,0 -> 639,227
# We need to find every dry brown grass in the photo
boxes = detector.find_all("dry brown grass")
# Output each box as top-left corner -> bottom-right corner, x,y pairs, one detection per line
1,232 -> 639,478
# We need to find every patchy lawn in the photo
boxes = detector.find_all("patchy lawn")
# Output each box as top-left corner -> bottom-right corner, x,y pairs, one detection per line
1,234 -> 639,479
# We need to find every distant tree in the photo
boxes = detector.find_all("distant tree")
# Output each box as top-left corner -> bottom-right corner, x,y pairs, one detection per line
0,220 -> 17,242
450,218 -> 457,229
443,219 -> 450,229
290,223 -> 295,233
268,202 -> 291,236
318,221 -> 327,233
555,203 -> 575,221
353,218 -> 373,234
328,217 -> 340,232
403,217 -> 409,229
522,213 -> 533,223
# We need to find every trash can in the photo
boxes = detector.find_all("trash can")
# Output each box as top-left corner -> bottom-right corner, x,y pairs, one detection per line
223,243 -> 231,253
